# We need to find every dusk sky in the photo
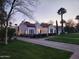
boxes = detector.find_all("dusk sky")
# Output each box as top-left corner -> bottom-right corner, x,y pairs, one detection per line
12,0 -> 79,25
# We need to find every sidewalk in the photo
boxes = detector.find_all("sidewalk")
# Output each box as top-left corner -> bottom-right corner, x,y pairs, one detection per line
17,37 -> 79,59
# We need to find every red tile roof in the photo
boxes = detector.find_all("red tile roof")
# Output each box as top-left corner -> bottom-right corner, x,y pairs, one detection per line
40,23 -> 50,27
24,21 -> 35,27
23,21 -> 50,28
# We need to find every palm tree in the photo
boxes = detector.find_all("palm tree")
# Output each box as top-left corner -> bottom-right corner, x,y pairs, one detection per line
60,19 -> 66,24
57,8 -> 66,33
76,15 -> 79,23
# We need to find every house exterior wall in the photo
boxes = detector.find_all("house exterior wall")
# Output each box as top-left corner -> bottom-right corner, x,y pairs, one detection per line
17,21 -> 62,35
18,23 -> 27,35
39,27 -> 48,34
17,26 -> 36,35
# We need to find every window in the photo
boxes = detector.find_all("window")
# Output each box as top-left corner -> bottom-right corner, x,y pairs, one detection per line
29,29 -> 34,34
50,29 -> 53,33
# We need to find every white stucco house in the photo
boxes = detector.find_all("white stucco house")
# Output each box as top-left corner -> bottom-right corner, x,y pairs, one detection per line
16,21 -> 61,35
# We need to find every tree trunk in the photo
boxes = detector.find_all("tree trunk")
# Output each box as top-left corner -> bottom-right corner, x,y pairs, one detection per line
5,26 -> 8,45
56,20 -> 58,35
61,14 -> 64,34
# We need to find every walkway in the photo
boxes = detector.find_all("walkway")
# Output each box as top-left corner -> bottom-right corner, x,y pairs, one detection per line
17,37 -> 79,59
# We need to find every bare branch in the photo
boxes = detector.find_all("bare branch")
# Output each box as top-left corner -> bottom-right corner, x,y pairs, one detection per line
5,0 -> 39,20
15,7 -> 34,19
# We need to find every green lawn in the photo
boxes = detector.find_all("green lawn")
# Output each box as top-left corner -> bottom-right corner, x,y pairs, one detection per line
0,40 -> 72,59
47,33 -> 79,45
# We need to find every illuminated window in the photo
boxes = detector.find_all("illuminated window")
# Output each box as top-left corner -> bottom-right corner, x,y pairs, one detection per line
29,29 -> 34,34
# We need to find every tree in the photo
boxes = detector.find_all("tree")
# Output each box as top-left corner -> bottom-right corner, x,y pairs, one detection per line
75,23 -> 79,32
64,19 -> 76,33
75,15 -> 79,32
0,0 -> 5,8
15,24 -> 17,26
0,10 -> 6,28
76,15 -> 79,23
0,0 -> 6,29
60,19 -> 66,24
3,0 -> 39,45
57,8 -> 66,34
